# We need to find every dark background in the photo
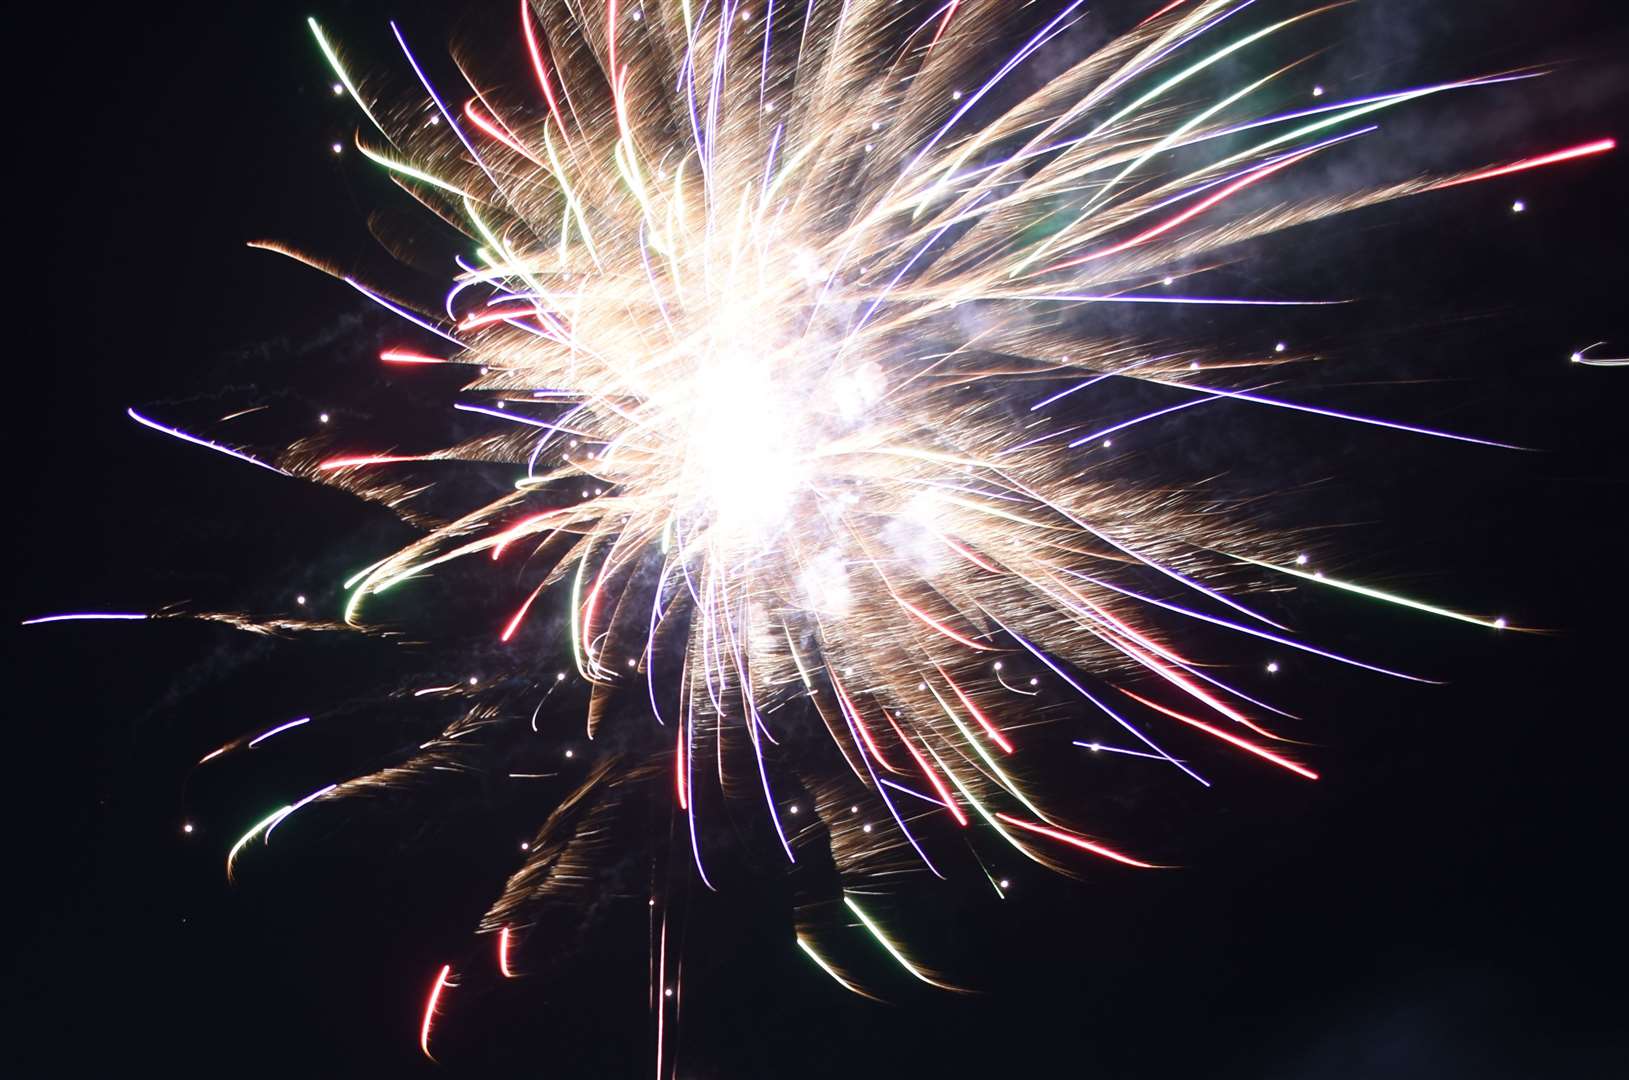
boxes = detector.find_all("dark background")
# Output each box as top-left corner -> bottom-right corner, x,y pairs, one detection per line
8,1 -> 1628,1076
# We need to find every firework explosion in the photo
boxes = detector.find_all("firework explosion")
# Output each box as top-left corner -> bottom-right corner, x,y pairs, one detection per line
27,0 -> 1614,1067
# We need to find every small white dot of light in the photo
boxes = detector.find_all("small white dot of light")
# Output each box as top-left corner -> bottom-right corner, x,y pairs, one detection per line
331,142 -> 343,154
469,676 -> 479,685
520,841 -> 530,851
789,805 -> 800,814
1495,617 -> 1508,629
428,115 -> 440,125
1162,276 -> 1173,286
649,898 -> 656,907
871,121 -> 881,131
1090,743 -> 1100,752
1190,361 -> 1201,370
331,83 -> 343,96
664,987 -> 674,997
480,366 -> 489,374
951,90 -> 962,100
1571,352 -> 1583,363
1266,661 -> 1280,673
1314,570 -> 1325,578
1029,678 -> 1039,686
1295,553 -> 1309,565
632,9 -> 642,20
864,143 -> 874,152
999,879 -> 1010,889
565,749 -> 574,758
862,824 -> 873,833
1275,342 -> 1287,353
627,658 -> 636,668
496,401 -> 506,409
1312,85 -> 1324,97
741,8 -> 750,20
556,672 -> 566,681
1102,439 -> 1112,448
570,439 -> 579,447
296,594 -> 307,605
850,805 -> 859,814
764,102 -> 775,113
1511,200 -> 1525,213
918,682 -> 927,690
993,661 -> 1003,670
183,823 -> 194,834
319,412 -> 330,423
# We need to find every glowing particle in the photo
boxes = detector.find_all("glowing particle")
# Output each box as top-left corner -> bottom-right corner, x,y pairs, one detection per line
331,82 -> 343,95
520,841 -> 530,850
564,749 -> 574,758
664,986 -> 674,997
1494,617 -> 1508,629
1511,200 -> 1526,213
998,879 -> 1010,889
182,823 -> 194,834
1275,342 -> 1287,353
862,823 -> 873,833
1312,85 -> 1324,97
330,142 -> 342,154
951,90 -> 962,100
468,675 -> 479,685
1295,553 -> 1309,565
296,594 -> 307,605
789,804 -> 800,814
1266,661 -> 1280,673
318,412 -> 330,423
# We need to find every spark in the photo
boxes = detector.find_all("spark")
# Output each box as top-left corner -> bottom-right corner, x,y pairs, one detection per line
843,896 -> 964,992
498,927 -> 516,977
993,813 -> 1156,869
1571,342 -> 1627,368
127,408 -> 285,475
796,935 -> 885,1002
247,716 -> 311,748
21,612 -> 147,626
421,964 -> 452,1060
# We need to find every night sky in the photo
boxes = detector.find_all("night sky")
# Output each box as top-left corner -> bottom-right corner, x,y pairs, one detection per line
9,2 -> 1628,1076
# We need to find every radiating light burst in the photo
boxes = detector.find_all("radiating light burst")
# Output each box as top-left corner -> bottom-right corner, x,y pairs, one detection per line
24,0 -> 1614,1069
